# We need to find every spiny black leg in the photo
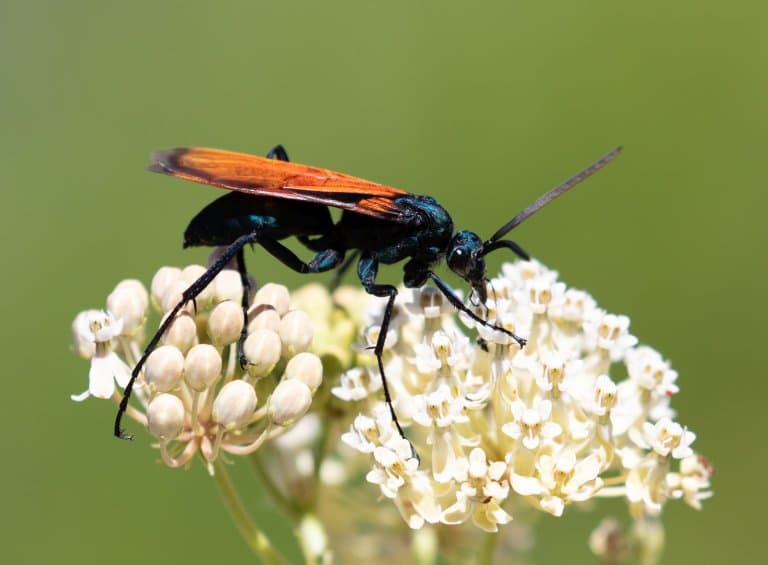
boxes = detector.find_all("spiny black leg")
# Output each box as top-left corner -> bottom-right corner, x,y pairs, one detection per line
235,247 -> 251,368
427,271 -> 527,348
258,237 -> 344,274
357,254 -> 412,447
114,231 -> 261,439
266,144 -> 290,162
329,250 -> 359,291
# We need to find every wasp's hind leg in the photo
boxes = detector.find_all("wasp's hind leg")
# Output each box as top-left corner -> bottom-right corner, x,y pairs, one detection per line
356,254 -> 418,460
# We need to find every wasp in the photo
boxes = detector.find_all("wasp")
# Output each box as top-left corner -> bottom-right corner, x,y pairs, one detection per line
115,145 -> 621,441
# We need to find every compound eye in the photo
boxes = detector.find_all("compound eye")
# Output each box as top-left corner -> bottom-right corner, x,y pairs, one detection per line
448,247 -> 470,274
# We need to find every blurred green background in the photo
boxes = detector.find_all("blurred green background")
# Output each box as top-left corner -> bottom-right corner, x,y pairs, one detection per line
2,1 -> 762,563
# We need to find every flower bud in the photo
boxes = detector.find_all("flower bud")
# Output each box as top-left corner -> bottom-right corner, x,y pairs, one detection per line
107,279 -> 149,335
284,352 -> 323,393
254,283 -> 290,316
214,269 -> 243,303
207,300 -> 244,347
151,267 -> 181,311
243,329 -> 282,378
279,310 -> 313,356
184,344 -> 222,391
180,264 -> 215,305
145,345 -> 184,393
269,379 -> 312,426
247,305 -> 281,334
213,380 -> 257,430
147,393 -> 186,439
161,312 -> 197,353
160,279 -> 192,314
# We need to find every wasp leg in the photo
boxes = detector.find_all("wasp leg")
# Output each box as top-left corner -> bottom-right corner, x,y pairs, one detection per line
235,247 -> 252,368
115,231 -> 261,440
426,270 -> 527,348
357,254 -> 415,456
266,144 -> 290,162
258,237 -> 344,274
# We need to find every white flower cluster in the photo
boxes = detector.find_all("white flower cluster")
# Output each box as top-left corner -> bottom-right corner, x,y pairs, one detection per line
338,260 -> 712,531
71,265 -> 322,471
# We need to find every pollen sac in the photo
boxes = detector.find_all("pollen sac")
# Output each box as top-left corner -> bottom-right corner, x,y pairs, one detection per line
207,300 -> 244,346
269,379 -> 312,427
243,329 -> 282,379
213,380 -> 257,430
147,393 -> 185,440
145,345 -> 184,393
184,343 -> 222,392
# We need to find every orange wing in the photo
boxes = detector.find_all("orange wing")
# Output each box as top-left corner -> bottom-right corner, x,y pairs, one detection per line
148,147 -> 412,222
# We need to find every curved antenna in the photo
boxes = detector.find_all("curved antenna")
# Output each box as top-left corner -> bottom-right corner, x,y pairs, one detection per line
485,146 -> 623,245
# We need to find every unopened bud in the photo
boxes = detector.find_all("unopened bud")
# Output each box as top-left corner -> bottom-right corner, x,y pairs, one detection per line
247,305 -> 281,334
243,329 -> 282,378
107,279 -> 149,335
213,380 -> 257,430
180,264 -> 215,305
145,345 -> 184,393
214,269 -> 243,303
151,267 -> 181,311
254,283 -> 290,316
161,312 -> 197,353
160,279 -> 193,315
269,379 -> 312,426
147,393 -> 185,440
284,352 -> 323,393
279,310 -> 313,356
207,300 -> 244,347
184,344 -> 222,391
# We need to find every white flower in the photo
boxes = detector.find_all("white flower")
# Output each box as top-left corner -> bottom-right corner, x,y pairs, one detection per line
584,311 -> 638,361
640,418 -> 696,459
366,437 -> 420,498
341,405 -> 394,453
510,450 -> 604,517
502,399 -> 562,450
442,448 -> 512,531
71,310 -> 130,401
332,367 -> 381,401
666,455 -> 714,510
626,346 -> 679,396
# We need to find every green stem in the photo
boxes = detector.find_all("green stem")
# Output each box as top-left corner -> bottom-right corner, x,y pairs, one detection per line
213,459 -> 286,564
478,531 -> 498,565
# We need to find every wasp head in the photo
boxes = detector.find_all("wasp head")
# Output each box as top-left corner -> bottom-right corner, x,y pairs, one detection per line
447,230 -> 488,303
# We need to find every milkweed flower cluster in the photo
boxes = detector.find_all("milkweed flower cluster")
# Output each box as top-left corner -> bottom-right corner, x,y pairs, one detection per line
337,259 -> 712,536
71,258 -> 711,562
71,265 -> 321,472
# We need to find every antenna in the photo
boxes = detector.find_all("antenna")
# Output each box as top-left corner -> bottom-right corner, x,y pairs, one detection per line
484,146 -> 623,245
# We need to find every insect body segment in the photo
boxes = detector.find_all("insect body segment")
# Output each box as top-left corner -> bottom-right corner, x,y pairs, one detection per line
115,144 -> 622,445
